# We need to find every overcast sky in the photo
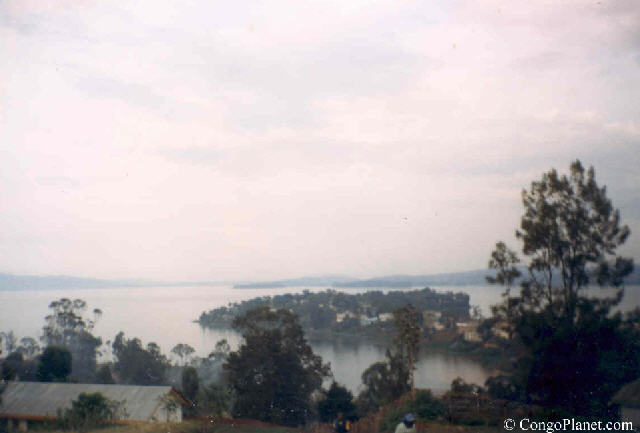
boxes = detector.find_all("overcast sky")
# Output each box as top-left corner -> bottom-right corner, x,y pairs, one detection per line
1,0 -> 639,281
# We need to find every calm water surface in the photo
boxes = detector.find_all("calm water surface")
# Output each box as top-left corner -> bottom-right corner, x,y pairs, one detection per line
2,284 -> 637,393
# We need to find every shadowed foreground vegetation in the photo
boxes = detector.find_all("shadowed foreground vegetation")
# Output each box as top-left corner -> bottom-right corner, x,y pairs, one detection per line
35,419 -> 302,433
32,418 -> 502,433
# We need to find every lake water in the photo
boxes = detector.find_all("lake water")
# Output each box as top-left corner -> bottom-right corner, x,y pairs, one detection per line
1,284 -> 638,393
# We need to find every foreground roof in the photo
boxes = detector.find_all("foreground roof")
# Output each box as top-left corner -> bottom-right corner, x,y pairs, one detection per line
613,379 -> 640,408
0,381 -> 182,422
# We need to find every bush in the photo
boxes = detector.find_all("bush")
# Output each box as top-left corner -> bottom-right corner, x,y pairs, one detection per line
317,382 -> 357,422
379,390 -> 445,432
197,382 -> 230,416
57,392 -> 126,432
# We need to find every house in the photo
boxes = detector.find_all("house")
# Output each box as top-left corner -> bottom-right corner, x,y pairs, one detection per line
612,379 -> 640,426
0,381 -> 188,431
491,321 -> 513,340
463,330 -> 482,343
422,310 -> 442,322
378,313 -> 394,322
361,316 -> 379,326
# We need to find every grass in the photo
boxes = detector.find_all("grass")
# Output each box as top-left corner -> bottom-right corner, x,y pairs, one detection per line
34,420 -> 301,433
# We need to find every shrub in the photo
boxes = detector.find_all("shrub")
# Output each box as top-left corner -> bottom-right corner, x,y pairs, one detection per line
57,392 -> 126,432
379,390 -> 445,432
317,382 -> 357,422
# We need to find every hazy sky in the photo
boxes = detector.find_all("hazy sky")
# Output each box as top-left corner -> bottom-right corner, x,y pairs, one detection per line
1,0 -> 639,281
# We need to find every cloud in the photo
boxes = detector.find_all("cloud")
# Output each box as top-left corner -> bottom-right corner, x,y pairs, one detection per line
0,0 -> 638,280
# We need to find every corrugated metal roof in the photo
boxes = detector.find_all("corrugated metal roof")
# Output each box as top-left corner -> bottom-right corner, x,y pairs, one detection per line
0,381 -> 177,422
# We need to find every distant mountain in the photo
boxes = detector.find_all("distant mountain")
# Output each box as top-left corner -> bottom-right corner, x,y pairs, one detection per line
233,275 -> 352,289
334,269 -> 496,288
2,264 -> 637,291
0,273 -> 232,291
234,270 -> 494,289
235,266 -> 640,289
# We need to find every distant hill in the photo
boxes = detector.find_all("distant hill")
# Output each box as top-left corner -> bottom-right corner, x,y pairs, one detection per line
235,266 -> 640,289
0,273 -> 231,291
234,269 -> 497,289
233,275 -> 352,289
334,269 -> 495,288
2,264 -> 638,291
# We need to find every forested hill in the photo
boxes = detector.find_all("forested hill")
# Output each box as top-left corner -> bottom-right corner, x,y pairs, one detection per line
197,287 -> 470,330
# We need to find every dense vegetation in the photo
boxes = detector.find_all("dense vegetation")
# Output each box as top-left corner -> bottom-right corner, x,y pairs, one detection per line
198,288 -> 470,333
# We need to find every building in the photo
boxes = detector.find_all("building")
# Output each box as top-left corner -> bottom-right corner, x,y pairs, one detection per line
0,381 -> 187,431
360,316 -> 379,326
463,330 -> 482,343
378,313 -> 394,322
612,379 -> 640,427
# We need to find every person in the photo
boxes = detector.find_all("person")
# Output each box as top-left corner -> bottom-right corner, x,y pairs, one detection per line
394,413 -> 416,433
333,412 -> 351,433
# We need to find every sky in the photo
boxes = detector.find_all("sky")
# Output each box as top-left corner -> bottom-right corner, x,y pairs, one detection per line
1,0 -> 639,281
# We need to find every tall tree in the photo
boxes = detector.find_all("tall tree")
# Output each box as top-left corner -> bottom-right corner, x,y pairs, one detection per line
393,305 -> 421,395
17,337 -> 40,359
357,350 -> 410,414
181,366 -> 200,401
486,241 -> 521,340
516,161 -> 632,322
0,331 -> 17,356
356,306 -> 421,413
112,332 -> 169,385
223,306 -> 330,426
171,343 -> 195,366
486,160 -> 638,417
41,298 -> 102,382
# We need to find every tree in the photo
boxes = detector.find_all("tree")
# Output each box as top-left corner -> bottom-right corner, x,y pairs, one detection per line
450,377 -> 483,394
58,392 -> 126,432
356,307 -> 419,414
1,352 -> 23,381
393,305 -> 421,395
1,351 -> 37,381
0,331 -> 17,356
357,350 -> 410,414
197,383 -> 230,416
486,160 -> 639,417
181,366 -> 199,401
95,365 -> 115,384
486,241 -> 522,341
516,161 -> 632,322
317,382 -> 356,422
223,306 -> 330,426
37,345 -> 72,382
17,337 -> 40,359
112,332 -> 169,385
41,299 -> 102,382
171,343 -> 195,366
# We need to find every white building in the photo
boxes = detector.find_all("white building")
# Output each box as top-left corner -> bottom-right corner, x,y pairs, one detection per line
0,381 -> 188,431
